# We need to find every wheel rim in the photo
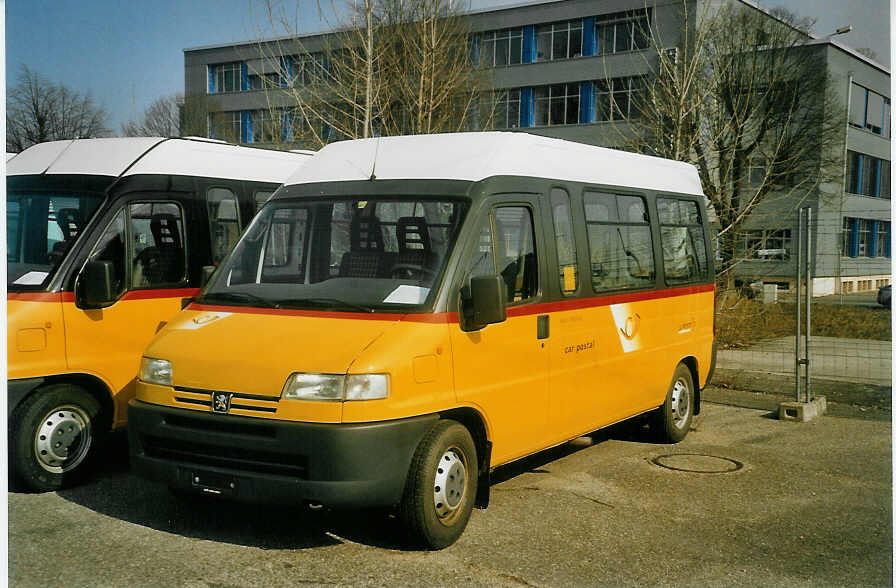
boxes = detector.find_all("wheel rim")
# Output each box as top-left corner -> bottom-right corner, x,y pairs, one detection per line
33,404 -> 92,474
433,447 -> 468,524
670,378 -> 691,430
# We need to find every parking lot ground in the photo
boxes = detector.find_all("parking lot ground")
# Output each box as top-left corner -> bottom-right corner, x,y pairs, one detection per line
9,399 -> 892,587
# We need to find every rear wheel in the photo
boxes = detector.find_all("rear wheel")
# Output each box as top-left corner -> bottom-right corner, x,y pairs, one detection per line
10,384 -> 104,492
399,420 -> 478,549
650,363 -> 694,444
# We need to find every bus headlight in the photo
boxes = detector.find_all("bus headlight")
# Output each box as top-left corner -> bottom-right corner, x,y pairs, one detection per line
139,357 -> 173,386
345,374 -> 389,400
281,373 -> 389,401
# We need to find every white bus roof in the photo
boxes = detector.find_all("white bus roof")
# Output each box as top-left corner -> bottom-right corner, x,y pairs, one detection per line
7,137 -> 312,184
286,132 -> 704,196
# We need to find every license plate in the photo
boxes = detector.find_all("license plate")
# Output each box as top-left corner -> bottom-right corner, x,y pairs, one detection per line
190,470 -> 237,496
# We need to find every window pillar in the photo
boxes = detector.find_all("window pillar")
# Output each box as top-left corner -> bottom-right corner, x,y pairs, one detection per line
282,111 -> 292,142
240,63 -> 250,92
869,220 -> 879,258
886,222 -> 892,257
207,65 -> 216,93
855,154 -> 864,193
520,88 -> 534,127
522,26 -> 536,63
579,81 -> 594,123
469,34 -> 481,67
241,111 -> 253,143
849,218 -> 860,257
874,159 -> 882,196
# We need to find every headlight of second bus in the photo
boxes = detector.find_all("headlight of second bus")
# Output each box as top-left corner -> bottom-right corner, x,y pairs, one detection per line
139,357 -> 173,386
281,373 -> 388,401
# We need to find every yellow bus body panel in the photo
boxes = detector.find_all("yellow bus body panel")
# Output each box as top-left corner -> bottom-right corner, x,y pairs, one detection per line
7,299 -> 68,380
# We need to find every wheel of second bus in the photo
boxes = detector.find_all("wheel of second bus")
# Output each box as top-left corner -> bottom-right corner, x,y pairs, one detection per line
399,420 -> 478,549
651,363 -> 695,444
10,384 -> 104,492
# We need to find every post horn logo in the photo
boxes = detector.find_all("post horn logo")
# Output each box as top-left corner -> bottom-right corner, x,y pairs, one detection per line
620,313 -> 641,341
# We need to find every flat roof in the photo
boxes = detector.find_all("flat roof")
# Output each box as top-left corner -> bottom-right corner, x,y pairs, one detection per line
284,132 -> 704,196
7,137 -> 312,183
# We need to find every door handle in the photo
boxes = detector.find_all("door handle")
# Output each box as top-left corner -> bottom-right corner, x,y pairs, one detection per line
537,314 -> 550,340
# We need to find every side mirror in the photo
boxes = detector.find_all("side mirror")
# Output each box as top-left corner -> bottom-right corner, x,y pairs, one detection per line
200,265 -> 216,287
75,260 -> 115,309
461,275 -> 507,332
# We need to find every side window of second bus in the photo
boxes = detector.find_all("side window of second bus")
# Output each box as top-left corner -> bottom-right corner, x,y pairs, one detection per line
584,191 -> 654,292
657,197 -> 708,284
208,187 -> 241,264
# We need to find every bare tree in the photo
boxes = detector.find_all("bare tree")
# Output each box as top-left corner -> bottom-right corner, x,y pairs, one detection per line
121,94 -> 181,137
7,65 -> 108,152
629,3 -> 843,283
246,0 -> 488,149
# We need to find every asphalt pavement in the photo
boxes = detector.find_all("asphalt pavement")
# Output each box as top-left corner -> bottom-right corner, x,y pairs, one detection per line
8,398 -> 893,587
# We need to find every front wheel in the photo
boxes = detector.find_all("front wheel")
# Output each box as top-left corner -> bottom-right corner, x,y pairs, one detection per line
650,363 -> 695,444
10,384 -> 103,492
399,420 -> 478,549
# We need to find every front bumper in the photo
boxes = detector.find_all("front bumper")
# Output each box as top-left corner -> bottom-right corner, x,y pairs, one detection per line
128,399 -> 438,507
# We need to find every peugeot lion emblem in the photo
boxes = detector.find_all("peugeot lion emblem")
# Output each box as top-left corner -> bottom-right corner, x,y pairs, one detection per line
212,392 -> 232,413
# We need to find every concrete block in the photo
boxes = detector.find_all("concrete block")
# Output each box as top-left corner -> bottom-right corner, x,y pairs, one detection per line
778,397 -> 827,422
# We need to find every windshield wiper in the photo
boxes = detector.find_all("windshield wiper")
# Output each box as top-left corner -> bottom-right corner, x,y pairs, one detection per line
273,297 -> 374,313
199,291 -> 277,308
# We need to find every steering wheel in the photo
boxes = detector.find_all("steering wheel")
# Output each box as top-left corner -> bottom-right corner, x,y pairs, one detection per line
391,263 -> 436,281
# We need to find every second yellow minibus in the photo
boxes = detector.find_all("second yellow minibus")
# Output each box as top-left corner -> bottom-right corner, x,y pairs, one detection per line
129,132 -> 715,548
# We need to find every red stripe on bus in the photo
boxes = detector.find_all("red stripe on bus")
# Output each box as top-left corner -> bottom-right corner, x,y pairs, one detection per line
187,284 -> 714,322
8,288 -> 199,303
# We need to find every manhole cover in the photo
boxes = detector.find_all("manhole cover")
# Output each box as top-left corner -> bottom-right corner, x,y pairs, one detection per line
651,453 -> 743,474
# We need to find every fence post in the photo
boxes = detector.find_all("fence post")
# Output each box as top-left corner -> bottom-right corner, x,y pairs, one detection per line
795,208 -> 802,401
804,207 -> 812,403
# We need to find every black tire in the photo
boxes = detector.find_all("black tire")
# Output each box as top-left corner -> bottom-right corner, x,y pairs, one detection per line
650,363 -> 695,444
399,420 -> 478,549
10,384 -> 104,492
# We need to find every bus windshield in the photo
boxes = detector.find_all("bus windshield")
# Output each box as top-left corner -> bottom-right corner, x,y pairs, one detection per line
201,197 -> 467,312
7,191 -> 104,289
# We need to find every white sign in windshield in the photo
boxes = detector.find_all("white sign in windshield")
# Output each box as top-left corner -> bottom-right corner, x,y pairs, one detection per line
13,271 -> 49,285
383,285 -> 430,304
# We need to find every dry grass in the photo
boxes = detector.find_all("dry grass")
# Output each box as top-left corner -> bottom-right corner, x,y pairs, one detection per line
715,293 -> 891,349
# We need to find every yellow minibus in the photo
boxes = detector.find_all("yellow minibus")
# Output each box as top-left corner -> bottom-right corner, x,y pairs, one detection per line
128,132 -> 715,548
8,137 -> 311,491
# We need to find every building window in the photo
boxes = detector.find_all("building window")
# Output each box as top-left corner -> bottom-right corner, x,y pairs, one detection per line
849,82 -> 890,136
284,53 -> 326,86
249,73 -> 280,90
595,10 -> 650,55
858,219 -> 871,257
484,88 -> 521,129
534,83 -> 580,126
209,111 -> 241,143
742,229 -> 792,260
253,109 -> 280,143
536,20 -> 583,61
595,76 -> 643,121
847,151 -> 891,198
211,62 -> 241,94
877,222 -> 890,257
481,28 -> 524,68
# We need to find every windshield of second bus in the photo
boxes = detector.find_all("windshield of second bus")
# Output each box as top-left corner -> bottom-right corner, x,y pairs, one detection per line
200,197 -> 467,312
7,191 -> 104,289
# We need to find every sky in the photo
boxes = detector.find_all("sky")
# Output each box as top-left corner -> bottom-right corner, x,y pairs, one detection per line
5,0 -> 892,134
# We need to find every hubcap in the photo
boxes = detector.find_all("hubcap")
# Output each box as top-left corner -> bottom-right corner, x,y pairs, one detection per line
670,378 -> 691,429
34,405 -> 92,474
433,448 -> 467,521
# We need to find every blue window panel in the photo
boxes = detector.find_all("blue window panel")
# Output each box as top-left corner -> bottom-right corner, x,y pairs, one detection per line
863,88 -> 869,127
282,111 -> 292,142
207,65 -> 216,93
874,159 -> 882,196
240,63 -> 250,92
241,111 -> 253,144
280,56 -> 292,87
523,26 -> 536,63
886,222 -> 892,257
469,34 -> 481,67
849,218 -> 860,258
579,81 -> 594,123
855,154 -> 864,193
583,17 -> 596,56
520,87 -> 534,127
207,114 -> 215,139
869,220 -> 879,258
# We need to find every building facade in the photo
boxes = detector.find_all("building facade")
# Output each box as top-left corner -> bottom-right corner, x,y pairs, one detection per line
183,0 -> 890,294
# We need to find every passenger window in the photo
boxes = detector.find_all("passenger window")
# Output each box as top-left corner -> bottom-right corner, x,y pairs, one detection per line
583,191 -> 654,292
254,191 -> 274,213
208,187 -> 241,264
494,207 -> 539,304
550,188 -> 577,295
657,197 -> 708,284
85,209 -> 127,299
130,202 -> 187,288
